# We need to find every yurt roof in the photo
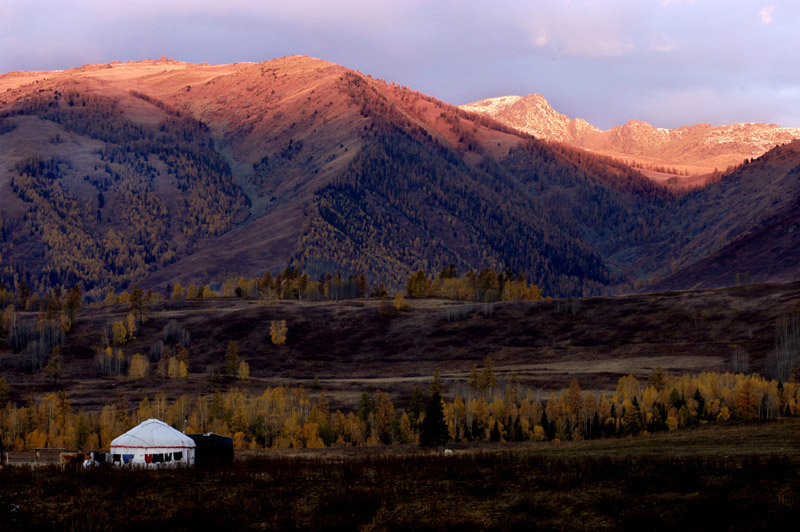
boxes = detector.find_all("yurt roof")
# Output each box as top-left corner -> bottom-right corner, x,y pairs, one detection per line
110,419 -> 196,449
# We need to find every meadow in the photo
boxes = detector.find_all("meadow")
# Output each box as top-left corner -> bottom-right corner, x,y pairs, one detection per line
2,419 -> 800,531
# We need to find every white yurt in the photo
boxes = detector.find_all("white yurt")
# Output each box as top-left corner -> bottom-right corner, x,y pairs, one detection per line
110,418 -> 196,467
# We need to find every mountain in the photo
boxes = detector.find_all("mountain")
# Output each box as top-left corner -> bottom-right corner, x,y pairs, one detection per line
647,139 -> 800,290
1,56 -> 799,298
461,94 -> 800,186
460,94 -> 600,143
0,56 -> 665,297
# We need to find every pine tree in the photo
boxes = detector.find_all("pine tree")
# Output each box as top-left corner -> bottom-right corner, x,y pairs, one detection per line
225,341 -> 239,375
478,356 -> 496,396
420,390 -> 448,446
407,386 -> 424,426
468,363 -> 479,395
357,391 -> 374,421
0,376 -> 10,408
129,285 -> 144,322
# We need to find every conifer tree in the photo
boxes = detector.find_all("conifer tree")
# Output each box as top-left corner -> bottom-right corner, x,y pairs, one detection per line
225,341 -> 240,375
420,389 -> 448,447
0,376 -> 10,408
407,386 -> 424,426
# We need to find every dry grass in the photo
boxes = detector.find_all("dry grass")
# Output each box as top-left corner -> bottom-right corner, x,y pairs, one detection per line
2,420 -> 800,531
3,281 -> 800,411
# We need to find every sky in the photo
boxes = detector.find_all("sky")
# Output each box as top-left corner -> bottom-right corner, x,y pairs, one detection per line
2,0 -> 799,129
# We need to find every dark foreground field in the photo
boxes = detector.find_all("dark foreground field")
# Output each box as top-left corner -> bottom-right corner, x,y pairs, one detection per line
3,420 -> 800,531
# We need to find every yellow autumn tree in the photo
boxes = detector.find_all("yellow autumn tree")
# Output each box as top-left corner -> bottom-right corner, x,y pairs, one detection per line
125,312 -> 137,339
270,320 -> 287,345
237,360 -> 250,381
129,354 -> 149,379
111,320 -> 128,347
735,378 -> 758,421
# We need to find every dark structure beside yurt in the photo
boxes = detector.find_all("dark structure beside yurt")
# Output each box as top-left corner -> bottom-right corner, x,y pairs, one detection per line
187,433 -> 234,467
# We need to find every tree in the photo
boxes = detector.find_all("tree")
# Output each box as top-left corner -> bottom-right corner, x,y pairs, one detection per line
125,312 -> 137,339
420,389 -> 449,447
371,282 -> 388,298
357,391 -> 374,421
129,285 -> 144,322
129,353 -> 149,379
406,270 -> 430,298
468,363 -> 479,395
478,356 -> 496,396
16,279 -> 30,306
172,283 -> 186,308
407,386 -> 424,425
65,284 -> 82,330
566,378 -> 583,419
111,320 -> 128,347
647,366 -> 668,391
168,357 -> 180,379
358,273 -> 368,298
0,376 -> 9,408
393,292 -> 411,311
378,295 -> 394,318
270,320 -> 288,345
430,368 -> 443,396
622,398 -> 642,436
45,351 -> 64,384
237,360 -> 250,381
735,379 -> 758,421
225,341 -> 240,375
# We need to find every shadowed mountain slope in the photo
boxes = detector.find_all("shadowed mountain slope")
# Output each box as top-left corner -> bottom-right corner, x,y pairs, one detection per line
0,57 -> 799,296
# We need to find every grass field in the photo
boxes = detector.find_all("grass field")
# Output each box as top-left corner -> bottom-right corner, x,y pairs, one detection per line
3,419 -> 800,531
4,280 -> 800,412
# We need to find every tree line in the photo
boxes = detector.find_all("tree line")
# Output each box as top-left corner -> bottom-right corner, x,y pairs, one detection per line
0,368 -> 796,453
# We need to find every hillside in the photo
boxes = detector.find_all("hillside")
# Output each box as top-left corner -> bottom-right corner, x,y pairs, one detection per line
0,57 -> 672,297
1,57 -> 800,297
2,281 -> 798,411
461,93 -> 800,183
650,140 -> 800,290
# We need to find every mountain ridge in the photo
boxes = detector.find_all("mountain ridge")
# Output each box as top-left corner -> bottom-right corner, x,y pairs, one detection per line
2,56 -> 800,297
461,93 -> 800,183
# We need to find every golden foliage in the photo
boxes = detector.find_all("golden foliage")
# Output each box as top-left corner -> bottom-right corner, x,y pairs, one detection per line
270,320 -> 288,345
129,353 -> 149,379
237,360 -> 250,381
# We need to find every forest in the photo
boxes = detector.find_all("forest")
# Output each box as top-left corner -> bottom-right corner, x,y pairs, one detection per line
0,89 -> 248,296
0,366 -> 794,453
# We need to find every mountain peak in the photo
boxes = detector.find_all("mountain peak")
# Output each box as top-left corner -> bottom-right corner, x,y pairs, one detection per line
462,94 -> 800,180
460,93 -> 600,142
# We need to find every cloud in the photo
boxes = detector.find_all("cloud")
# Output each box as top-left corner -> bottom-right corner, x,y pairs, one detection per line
759,5 -> 775,24
77,0 -> 417,26
650,44 -> 675,52
526,3 -> 637,58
